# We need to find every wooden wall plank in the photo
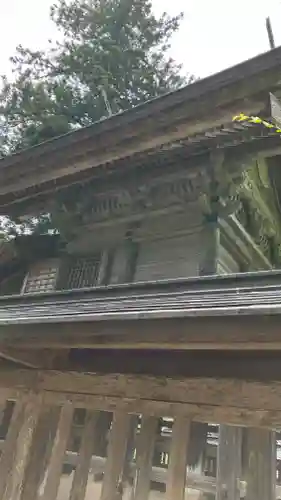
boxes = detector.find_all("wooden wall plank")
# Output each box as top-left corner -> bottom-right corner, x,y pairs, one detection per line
0,394 -> 43,500
216,425 -> 242,500
243,428 -> 276,500
166,416 -> 191,500
40,402 -> 74,500
100,411 -> 133,500
130,416 -> 158,500
20,405 -> 61,500
69,411 -> 98,500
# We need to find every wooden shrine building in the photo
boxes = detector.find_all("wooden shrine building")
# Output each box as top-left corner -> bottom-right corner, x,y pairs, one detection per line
1,47 -> 281,500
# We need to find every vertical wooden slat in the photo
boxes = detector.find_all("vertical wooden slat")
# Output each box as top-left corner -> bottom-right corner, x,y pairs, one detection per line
131,416 -> 158,500
244,428 -> 276,500
0,398 -> 8,427
166,416 -> 191,500
69,411 -> 98,500
0,394 -> 43,500
100,411 -> 133,500
20,405 -> 61,500
216,425 -> 242,500
40,402 -> 74,500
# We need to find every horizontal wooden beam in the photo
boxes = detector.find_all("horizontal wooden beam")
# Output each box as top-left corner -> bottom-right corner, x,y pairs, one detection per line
65,350 -> 281,382
2,314 -> 281,351
0,370 -> 281,428
0,348 -> 53,369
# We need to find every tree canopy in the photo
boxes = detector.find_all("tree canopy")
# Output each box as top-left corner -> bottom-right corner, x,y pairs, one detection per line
0,0 -> 190,156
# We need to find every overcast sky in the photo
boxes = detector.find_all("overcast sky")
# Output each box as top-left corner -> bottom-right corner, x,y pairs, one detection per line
1,0 -> 281,79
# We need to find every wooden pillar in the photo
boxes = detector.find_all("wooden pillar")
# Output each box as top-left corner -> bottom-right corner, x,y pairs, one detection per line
110,237 -> 138,285
40,402 -> 74,500
216,425 -> 242,500
243,428 -> 276,500
69,411 -> 98,500
0,394 -> 43,500
95,411 -> 112,458
131,416 -> 158,500
166,416 -> 191,500
21,405 -> 61,500
200,218 -> 220,275
100,411 -> 134,500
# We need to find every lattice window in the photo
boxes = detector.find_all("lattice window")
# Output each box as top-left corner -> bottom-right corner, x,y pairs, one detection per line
22,259 -> 59,294
59,255 -> 102,290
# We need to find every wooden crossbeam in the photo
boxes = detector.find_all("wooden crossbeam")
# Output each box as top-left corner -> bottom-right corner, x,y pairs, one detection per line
0,370 -> 280,428
3,314 -> 281,351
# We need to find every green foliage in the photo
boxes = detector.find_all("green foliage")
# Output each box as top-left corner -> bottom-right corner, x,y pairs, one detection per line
0,0 -> 190,237
0,0 -> 189,156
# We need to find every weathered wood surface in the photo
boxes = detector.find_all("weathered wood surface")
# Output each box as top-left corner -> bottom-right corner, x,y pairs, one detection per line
100,411 -> 133,500
7,315 -> 281,352
20,405 -> 61,500
0,393 -> 279,500
243,428 -> 276,500
3,270 -> 281,328
216,425 -> 242,500
40,403 -> 74,500
69,411 -> 98,500
0,394 -> 42,500
130,417 -> 158,500
0,438 -> 221,495
166,417 -> 191,500
57,350 -> 281,382
1,370 -> 281,427
2,43 -> 281,209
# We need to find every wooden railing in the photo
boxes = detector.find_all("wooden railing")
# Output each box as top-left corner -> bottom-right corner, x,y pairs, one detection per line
0,377 -> 278,500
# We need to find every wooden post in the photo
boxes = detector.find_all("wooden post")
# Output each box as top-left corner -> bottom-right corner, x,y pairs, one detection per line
166,416 -> 191,500
243,428 -> 276,500
20,405 -> 61,500
200,219 -> 219,275
69,411 -> 98,500
0,394 -> 43,500
100,411 -> 134,500
95,411 -> 112,457
216,425 -> 242,500
40,402 -> 74,500
131,416 -> 158,500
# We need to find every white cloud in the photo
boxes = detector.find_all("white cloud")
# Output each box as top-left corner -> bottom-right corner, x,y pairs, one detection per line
1,0 -> 281,78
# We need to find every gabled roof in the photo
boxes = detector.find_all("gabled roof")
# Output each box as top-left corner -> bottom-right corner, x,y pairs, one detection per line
1,46 -> 281,212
